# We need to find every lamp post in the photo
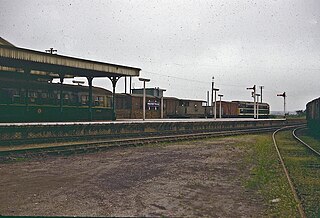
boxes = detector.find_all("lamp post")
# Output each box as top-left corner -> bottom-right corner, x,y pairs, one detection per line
139,78 -> 150,121
218,94 -> 223,119
247,85 -> 256,119
213,88 -> 219,120
211,77 -> 214,107
277,92 -> 287,118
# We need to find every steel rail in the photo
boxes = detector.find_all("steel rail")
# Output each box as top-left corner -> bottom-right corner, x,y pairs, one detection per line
272,127 -> 306,218
0,125 -> 297,159
292,127 -> 320,157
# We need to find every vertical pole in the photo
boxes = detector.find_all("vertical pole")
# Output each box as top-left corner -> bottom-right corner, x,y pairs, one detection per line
124,76 -> 127,94
260,86 -> 263,103
277,92 -> 287,119
143,81 -> 146,120
256,95 -> 259,119
214,90 -> 217,120
109,76 -> 119,121
130,76 -> 132,94
211,81 -> 214,107
206,91 -> 209,118
219,96 -> 222,119
253,85 -> 256,119
87,77 -> 93,121
112,82 -> 116,120
284,92 -> 286,118
59,75 -> 64,113
24,68 -> 31,112
161,96 -> 164,119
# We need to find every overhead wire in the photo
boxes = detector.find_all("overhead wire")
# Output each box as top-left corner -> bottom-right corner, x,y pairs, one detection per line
141,70 -> 246,88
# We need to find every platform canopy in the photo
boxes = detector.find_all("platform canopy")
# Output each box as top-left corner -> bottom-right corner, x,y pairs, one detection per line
0,38 -> 140,79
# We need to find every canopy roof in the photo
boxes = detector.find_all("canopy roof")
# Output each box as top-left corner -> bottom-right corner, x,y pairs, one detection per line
0,38 -> 140,79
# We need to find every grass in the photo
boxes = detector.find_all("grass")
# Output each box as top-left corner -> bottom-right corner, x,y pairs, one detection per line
236,134 -> 300,217
299,129 -> 320,151
272,131 -> 320,217
0,156 -> 30,163
168,132 -> 318,216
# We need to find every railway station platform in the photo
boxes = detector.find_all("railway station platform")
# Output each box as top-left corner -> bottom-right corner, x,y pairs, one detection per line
0,118 -> 304,144
0,118 -> 281,126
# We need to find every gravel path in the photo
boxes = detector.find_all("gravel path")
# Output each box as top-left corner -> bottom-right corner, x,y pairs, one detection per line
0,137 -> 266,217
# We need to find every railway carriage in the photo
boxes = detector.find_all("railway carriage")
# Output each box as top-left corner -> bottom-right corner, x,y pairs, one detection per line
235,101 -> 270,118
306,97 -> 320,135
0,70 -> 113,122
204,101 -> 270,118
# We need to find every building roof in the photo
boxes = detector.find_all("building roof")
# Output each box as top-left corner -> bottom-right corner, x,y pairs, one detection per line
132,87 -> 166,91
0,37 -> 15,47
179,98 -> 206,102
0,38 -> 141,79
232,100 -> 269,105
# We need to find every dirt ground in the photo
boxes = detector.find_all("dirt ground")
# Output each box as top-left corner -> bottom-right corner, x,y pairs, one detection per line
0,137 -> 266,217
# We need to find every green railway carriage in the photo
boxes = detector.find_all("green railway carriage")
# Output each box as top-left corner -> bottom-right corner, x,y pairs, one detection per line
0,37 -> 141,122
306,97 -> 320,135
0,70 -> 113,122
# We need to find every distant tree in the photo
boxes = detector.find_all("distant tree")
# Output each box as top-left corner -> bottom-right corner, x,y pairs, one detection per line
296,110 -> 306,116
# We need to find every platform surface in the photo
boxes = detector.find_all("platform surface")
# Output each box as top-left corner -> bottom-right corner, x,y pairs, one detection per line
0,118 -> 285,126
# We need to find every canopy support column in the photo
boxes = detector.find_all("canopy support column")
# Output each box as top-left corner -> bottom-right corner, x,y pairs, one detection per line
124,76 -> 127,94
130,76 -> 132,94
24,68 -> 31,112
87,77 -> 93,121
108,76 -> 120,121
59,74 -> 64,114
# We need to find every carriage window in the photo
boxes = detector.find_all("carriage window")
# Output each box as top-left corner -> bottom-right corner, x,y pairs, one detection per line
29,91 -> 37,98
95,96 -> 104,106
41,93 -> 48,98
81,95 -> 88,104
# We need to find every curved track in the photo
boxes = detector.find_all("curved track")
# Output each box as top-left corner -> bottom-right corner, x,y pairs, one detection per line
272,126 -> 310,218
292,127 -> 320,157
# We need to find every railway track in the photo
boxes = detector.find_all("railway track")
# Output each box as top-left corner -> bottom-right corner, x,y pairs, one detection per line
2,123 -> 318,216
0,125 -> 298,159
272,125 -> 320,218
293,127 -> 320,156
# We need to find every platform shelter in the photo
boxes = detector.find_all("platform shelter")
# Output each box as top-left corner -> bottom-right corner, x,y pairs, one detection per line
0,37 -> 140,121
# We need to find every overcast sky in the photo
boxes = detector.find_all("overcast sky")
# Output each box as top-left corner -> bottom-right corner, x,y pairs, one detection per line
1,0 -> 320,111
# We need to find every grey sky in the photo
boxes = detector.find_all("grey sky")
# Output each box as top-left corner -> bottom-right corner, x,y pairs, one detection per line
1,0 -> 320,111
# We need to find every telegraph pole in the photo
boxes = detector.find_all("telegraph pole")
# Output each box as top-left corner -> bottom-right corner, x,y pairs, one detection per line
211,77 -> 220,119
256,94 -> 260,119
213,88 -> 219,120
218,94 -> 223,119
139,78 -> 150,121
277,92 -> 287,118
211,77 -> 214,107
206,91 -> 209,118
259,86 -> 264,103
247,85 -> 256,119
